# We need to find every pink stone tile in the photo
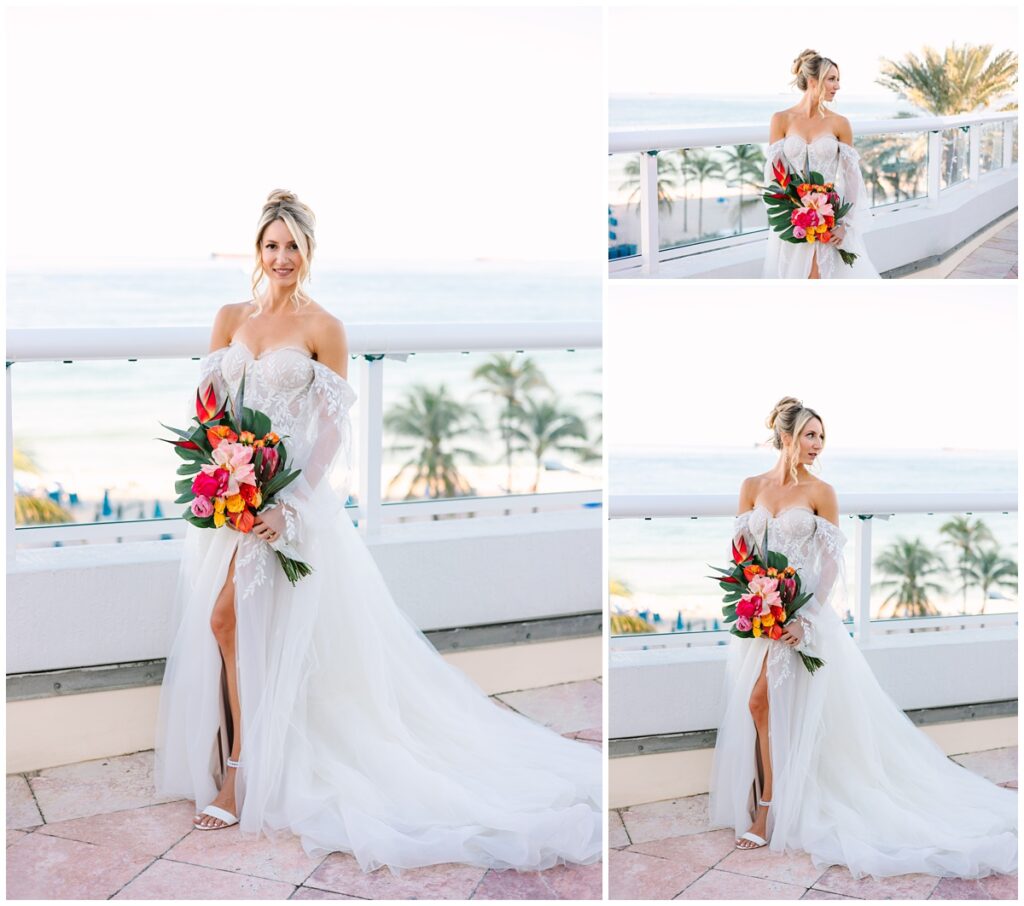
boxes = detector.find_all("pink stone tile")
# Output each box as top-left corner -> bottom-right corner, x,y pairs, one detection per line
950,262 -> 1011,278
609,810 -> 630,848
814,865 -> 939,900
292,888 -> 361,899
963,246 -> 1017,265
618,793 -> 709,844
676,868 -> 807,899
999,780 -> 1017,790
6,775 -> 43,829
541,861 -> 603,900
801,890 -> 859,899
717,844 -> 826,887
39,800 -> 197,857
629,828 -> 738,871
6,831 -> 154,899
113,856 -> 295,899
470,867 -> 562,900
306,851 -> 486,899
607,847 -> 703,900
28,750 -> 180,823
951,747 -> 1018,785
164,822 -> 325,884
984,238 -> 1018,251
929,877 -> 992,899
496,680 -> 601,735
7,829 -> 30,846
575,727 -> 603,742
980,872 -> 1017,899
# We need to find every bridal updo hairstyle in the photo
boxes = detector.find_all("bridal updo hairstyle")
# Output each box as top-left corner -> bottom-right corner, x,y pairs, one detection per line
791,49 -> 838,115
767,396 -> 825,482
250,189 -> 317,316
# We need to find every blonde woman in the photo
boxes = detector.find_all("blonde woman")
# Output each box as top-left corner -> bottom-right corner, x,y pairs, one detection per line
763,51 -> 881,278
154,190 -> 601,872
709,397 -> 1016,878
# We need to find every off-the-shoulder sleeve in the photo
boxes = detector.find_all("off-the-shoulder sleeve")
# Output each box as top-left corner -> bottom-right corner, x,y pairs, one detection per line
835,142 -> 871,249
272,360 -> 357,545
763,139 -> 786,185
790,518 -> 847,655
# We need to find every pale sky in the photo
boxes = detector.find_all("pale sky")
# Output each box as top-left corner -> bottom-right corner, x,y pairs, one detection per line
6,4 -> 603,267
605,283 -> 1018,452
609,1 -> 1019,100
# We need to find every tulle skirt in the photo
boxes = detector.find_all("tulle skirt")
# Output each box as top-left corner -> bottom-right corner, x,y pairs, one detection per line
154,496 -> 602,873
709,607 -> 1017,879
763,232 -> 881,279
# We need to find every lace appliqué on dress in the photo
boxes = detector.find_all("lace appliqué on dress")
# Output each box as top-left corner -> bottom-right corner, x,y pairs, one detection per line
235,532 -> 270,601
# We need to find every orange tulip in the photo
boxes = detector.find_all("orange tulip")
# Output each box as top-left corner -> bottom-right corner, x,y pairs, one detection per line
768,624 -> 783,640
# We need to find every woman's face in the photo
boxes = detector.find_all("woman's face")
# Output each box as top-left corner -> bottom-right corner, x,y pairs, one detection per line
788,417 -> 825,465
260,219 -> 300,286
816,66 -> 840,102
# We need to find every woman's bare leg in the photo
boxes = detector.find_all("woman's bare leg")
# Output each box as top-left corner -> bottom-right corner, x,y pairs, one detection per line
739,653 -> 772,844
809,247 -> 821,279
194,549 -> 240,828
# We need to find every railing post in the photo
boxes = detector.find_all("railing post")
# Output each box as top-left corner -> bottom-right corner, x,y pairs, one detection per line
969,124 -> 981,183
358,354 -> 384,539
927,130 -> 943,204
1002,119 -> 1014,169
6,362 -> 15,565
853,515 -> 872,644
639,150 -> 660,276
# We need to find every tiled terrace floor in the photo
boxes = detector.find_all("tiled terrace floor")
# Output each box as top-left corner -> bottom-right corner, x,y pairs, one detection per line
609,746 -> 1017,900
946,216 -> 1018,278
7,678 -> 602,901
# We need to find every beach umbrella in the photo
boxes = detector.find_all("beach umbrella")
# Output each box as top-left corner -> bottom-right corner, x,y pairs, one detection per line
675,612 -> 684,631
153,500 -> 164,518
101,490 -> 112,517
69,492 -> 79,505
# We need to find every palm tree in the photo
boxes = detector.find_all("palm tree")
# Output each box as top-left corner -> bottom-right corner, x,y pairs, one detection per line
873,538 -> 946,618
721,144 -> 766,233
509,397 -> 588,493
877,44 -> 1018,116
619,152 -> 679,216
939,516 -> 995,613
965,546 -> 1018,614
383,384 -> 483,501
13,445 -> 73,524
678,150 -> 724,239
472,354 -> 549,493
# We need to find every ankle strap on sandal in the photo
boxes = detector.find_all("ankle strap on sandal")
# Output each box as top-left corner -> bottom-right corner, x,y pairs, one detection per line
226,757 -> 242,769
758,799 -> 772,807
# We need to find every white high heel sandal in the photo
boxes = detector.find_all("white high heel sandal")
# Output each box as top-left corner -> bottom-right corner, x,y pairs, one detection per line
735,798 -> 771,850
193,757 -> 241,830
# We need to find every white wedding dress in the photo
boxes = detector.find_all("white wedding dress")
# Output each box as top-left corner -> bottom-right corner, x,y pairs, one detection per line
763,135 -> 881,279
709,505 -> 1017,879
154,341 -> 602,873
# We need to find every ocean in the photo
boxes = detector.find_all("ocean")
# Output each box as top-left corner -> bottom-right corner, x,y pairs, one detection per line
7,261 -> 602,520
610,448 -> 1018,631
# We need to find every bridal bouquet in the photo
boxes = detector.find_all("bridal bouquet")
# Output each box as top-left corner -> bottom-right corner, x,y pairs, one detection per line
764,159 -> 858,266
159,373 -> 313,585
709,532 -> 825,674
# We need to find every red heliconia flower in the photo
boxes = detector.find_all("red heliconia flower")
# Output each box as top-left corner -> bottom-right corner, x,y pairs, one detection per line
772,159 -> 790,188
731,536 -> 750,565
195,385 -> 226,424
174,439 -> 201,451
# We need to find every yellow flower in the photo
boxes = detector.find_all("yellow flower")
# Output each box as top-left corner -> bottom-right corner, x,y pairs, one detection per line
807,233 -> 817,243
226,494 -> 245,513
752,620 -> 762,638
761,612 -> 775,628
213,497 -> 226,514
213,509 -> 226,528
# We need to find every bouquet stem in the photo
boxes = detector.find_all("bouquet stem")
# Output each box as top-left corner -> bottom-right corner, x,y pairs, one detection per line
798,651 -> 825,673
275,551 -> 314,585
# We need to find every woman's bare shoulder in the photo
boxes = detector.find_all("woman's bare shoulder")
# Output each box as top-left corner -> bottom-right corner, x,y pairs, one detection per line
210,301 -> 252,348
738,474 -> 768,511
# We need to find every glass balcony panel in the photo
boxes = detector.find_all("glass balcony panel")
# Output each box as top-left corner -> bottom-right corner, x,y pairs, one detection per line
979,121 -> 1005,174
940,127 -> 970,190
380,349 -> 601,507
608,152 -> 642,260
855,132 -> 928,207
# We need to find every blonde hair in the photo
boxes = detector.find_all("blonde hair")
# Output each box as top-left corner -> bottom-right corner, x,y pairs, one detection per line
250,189 -> 316,316
766,396 -> 825,483
791,49 -> 838,116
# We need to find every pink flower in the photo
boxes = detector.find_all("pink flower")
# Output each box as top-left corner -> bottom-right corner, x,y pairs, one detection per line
736,596 -> 757,619
202,442 -> 257,497
190,495 -> 213,518
804,192 -> 834,219
747,575 -> 781,611
736,615 -> 753,632
793,226 -> 806,239
192,470 -> 222,498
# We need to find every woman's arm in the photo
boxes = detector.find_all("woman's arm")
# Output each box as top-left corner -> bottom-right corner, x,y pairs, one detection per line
768,111 -> 787,144
737,476 -> 758,515
311,315 -> 349,380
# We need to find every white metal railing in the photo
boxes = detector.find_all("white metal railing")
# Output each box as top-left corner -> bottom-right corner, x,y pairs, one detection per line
609,111 -> 1019,275
7,322 -> 601,561
609,492 -> 1018,647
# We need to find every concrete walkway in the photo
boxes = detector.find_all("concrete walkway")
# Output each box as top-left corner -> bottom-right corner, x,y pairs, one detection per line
903,212 -> 1018,279
7,678 -> 602,900
609,746 -> 1017,900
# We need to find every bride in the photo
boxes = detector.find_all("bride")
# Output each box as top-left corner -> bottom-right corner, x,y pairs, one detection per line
708,397 -> 1017,879
154,190 -> 601,873
763,50 -> 881,279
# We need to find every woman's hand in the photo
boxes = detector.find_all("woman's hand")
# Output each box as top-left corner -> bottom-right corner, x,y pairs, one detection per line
252,505 -> 286,544
830,224 -> 847,247
779,619 -> 804,648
